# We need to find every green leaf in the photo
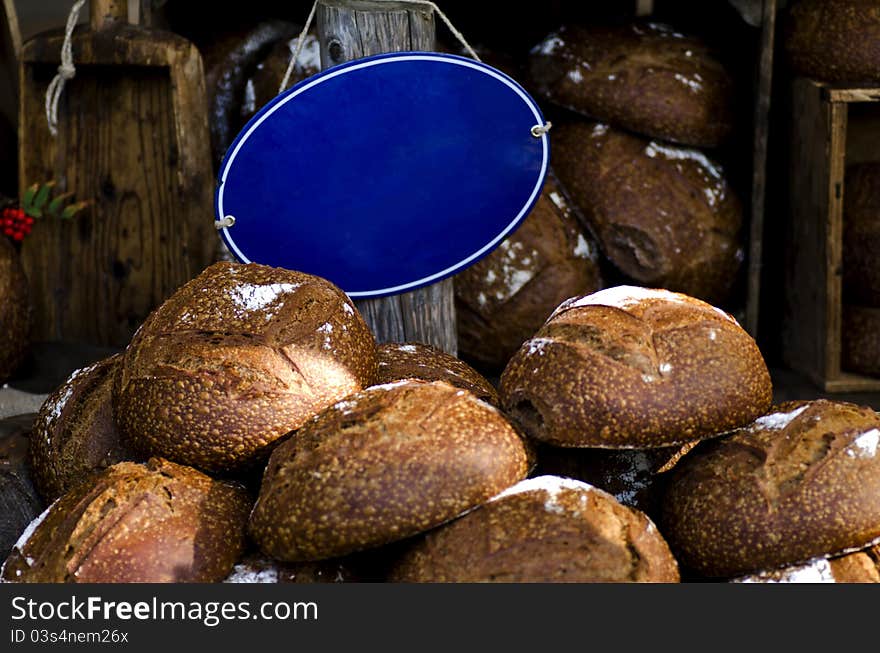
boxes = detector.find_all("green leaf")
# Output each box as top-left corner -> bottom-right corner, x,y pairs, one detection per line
32,181 -> 56,211
48,191 -> 75,217
61,201 -> 90,220
29,207 -> 43,218
22,183 -> 39,213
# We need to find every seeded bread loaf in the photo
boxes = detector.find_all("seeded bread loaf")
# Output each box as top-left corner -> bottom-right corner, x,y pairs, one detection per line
527,22 -> 734,147
375,342 -> 499,405
249,380 -> 529,561
785,0 -> 880,84
500,286 -> 772,448
30,354 -> 136,502
843,163 -> 880,306
0,237 -> 30,383
732,549 -> 880,583
1,458 -> 251,583
455,175 -> 602,371
0,415 -> 43,559
389,475 -> 680,582
552,121 -> 743,305
115,261 -> 377,474
224,553 -> 356,583
662,400 -> 880,578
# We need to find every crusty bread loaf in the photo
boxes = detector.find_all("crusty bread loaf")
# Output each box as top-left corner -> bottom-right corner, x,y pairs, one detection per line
455,175 -> 602,371
843,163 -> 880,306
527,22 -> 734,147
842,304 -> 880,376
30,354 -> 136,501
224,553 -> 356,583
0,237 -> 30,383
0,415 -> 43,559
375,342 -> 499,405
0,457 -> 251,583
115,261 -> 377,474
389,475 -> 680,582
785,0 -> 880,84
732,549 -> 880,583
247,32 -> 321,121
499,286 -> 772,448
249,379 -> 529,561
662,399 -> 880,578
552,121 -> 743,305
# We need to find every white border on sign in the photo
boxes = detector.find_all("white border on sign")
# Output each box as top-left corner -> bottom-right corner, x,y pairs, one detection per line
216,53 -> 550,298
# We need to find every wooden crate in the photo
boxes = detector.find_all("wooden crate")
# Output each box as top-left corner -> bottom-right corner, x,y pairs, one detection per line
783,78 -> 880,392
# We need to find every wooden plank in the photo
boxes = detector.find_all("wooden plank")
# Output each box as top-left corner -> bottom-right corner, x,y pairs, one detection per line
2,0 -> 21,58
824,101 -> 848,385
825,87 -> 880,103
782,78 -> 832,385
1,0 -> 21,125
744,0 -> 776,338
316,0 -> 457,355
823,372 -> 880,394
19,6 -> 213,347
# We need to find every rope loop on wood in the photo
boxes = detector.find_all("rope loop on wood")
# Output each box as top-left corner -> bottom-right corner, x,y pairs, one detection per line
215,215 -> 236,229
45,0 -> 87,137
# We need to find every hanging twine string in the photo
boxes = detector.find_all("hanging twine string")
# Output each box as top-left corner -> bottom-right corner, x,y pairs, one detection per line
45,0 -> 87,137
278,0 -> 482,94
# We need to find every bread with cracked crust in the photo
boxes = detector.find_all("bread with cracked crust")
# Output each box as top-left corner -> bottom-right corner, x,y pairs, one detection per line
499,286 -> 772,448
662,399 -> 880,578
389,475 -> 679,583
115,261 -> 377,474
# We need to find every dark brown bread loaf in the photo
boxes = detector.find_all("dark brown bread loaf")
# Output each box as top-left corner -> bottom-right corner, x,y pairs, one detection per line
662,399 -> 880,578
224,553 -> 356,583
500,286 -> 772,448
0,237 -> 30,383
785,0 -> 880,84
246,32 -> 321,122
455,176 -> 602,371
843,163 -> 880,306
389,475 -> 680,583
527,23 -> 734,147
552,121 -> 743,305
375,342 -> 499,405
249,380 -> 529,562
30,354 -> 136,502
842,305 -> 880,376
115,261 -> 377,474
0,415 -> 43,559
0,458 -> 251,583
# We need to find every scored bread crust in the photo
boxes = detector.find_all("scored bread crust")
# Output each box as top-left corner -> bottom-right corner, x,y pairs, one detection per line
661,399 -> 880,578
527,22 -> 734,147
30,354 -> 136,502
499,286 -> 772,448
115,262 -> 377,473
389,475 -> 680,583
1,458 -> 251,583
249,380 -> 529,562
552,121 -> 743,305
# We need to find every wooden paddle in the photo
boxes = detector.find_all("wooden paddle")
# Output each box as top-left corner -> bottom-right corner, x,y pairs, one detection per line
19,0 -> 214,347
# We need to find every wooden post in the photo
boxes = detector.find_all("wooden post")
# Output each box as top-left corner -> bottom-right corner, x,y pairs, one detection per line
316,0 -> 457,355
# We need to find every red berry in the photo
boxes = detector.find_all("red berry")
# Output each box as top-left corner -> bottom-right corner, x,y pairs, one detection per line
12,232 -> 23,241
3,228 -> 12,236
25,217 -> 34,225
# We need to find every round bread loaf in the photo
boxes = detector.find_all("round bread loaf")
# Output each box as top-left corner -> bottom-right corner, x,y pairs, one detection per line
499,286 -> 772,448
535,440 -> 698,522
224,553 -> 356,583
115,261 -> 377,474
843,163 -> 880,306
455,175 -> 602,371
0,415 -> 43,560
249,379 -> 529,561
552,121 -> 743,305
246,32 -> 321,122
527,22 -> 734,147
375,342 -> 499,405
0,457 -> 251,583
732,547 -> 880,584
389,475 -> 680,582
662,399 -> 880,578
842,304 -> 880,376
30,354 -> 136,502
0,236 -> 30,384
785,0 -> 880,84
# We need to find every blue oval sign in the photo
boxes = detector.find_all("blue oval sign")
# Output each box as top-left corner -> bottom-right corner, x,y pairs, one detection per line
216,52 -> 549,298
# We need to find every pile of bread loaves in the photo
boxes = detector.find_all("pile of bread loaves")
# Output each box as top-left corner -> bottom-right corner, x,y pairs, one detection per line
2,261 -> 880,583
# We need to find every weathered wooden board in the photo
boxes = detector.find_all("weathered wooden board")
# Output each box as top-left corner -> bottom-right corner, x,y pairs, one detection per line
19,0 -> 213,347
316,0 -> 457,355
